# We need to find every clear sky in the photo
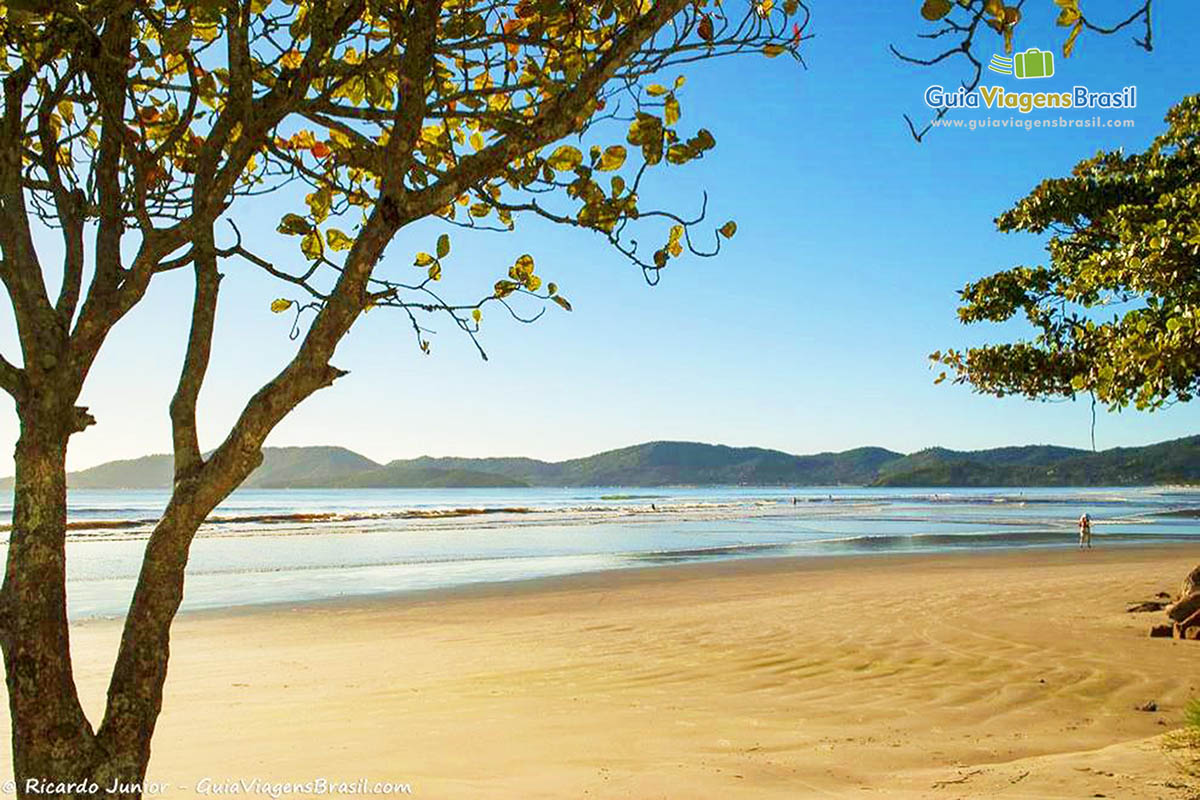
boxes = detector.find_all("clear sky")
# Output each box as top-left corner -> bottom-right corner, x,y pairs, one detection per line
3,2 -> 1199,472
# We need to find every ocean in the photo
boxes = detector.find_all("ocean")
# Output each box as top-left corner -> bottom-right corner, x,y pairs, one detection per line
2,485 -> 1197,619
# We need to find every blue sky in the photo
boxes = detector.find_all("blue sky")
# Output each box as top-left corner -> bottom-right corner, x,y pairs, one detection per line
3,2 -> 1199,471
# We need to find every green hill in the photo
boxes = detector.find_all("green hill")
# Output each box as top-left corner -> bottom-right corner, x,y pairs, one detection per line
4,436 -> 1197,489
0,447 -> 521,490
871,436 -> 1200,486
332,464 -> 528,488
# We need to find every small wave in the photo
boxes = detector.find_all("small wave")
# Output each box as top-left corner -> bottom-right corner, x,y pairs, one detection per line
807,528 -> 1200,550
599,494 -> 668,501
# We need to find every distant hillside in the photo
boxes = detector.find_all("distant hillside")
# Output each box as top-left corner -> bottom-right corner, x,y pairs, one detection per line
245,446 -> 381,488
0,447 -> 519,490
4,436 -> 1197,489
332,464 -> 528,489
871,436 -> 1200,486
395,442 -> 903,487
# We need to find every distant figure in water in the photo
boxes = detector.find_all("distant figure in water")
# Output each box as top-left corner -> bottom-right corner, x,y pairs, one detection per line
792,497 -> 797,505
1078,513 -> 1092,549
651,503 -> 656,512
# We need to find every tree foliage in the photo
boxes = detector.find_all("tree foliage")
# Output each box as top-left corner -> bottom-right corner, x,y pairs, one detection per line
0,0 -> 811,795
1,0 -> 811,366
933,94 -> 1200,412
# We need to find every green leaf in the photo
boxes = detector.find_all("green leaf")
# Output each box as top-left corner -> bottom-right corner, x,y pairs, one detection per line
472,308 -> 482,323
921,0 -> 952,20
161,19 -> 193,53
277,213 -> 311,236
552,295 -> 572,311
666,144 -> 690,165
436,233 -> 451,258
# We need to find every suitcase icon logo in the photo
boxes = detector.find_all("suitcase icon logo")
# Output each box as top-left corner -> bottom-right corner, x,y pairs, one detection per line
1014,48 -> 1055,79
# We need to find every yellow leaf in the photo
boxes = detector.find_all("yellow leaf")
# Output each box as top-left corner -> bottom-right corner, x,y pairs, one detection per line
1056,7 -> 1080,26
546,145 -> 583,171
280,49 -> 304,70
470,131 -> 484,151
414,252 -> 435,266
1063,19 -> 1083,57
513,254 -> 535,278
428,262 -> 442,281
719,221 -> 737,238
763,44 -> 786,58
270,298 -> 293,313
646,84 -> 670,96
597,145 -> 627,172
326,228 -> 354,252
300,231 -> 323,261
664,96 -> 681,125
472,308 -> 482,323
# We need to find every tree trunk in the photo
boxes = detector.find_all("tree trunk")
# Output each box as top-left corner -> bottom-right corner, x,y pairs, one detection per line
97,489 -> 214,787
0,407 -> 108,798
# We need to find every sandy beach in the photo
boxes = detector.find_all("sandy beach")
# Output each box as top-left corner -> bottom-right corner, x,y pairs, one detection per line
4,546 -> 1199,798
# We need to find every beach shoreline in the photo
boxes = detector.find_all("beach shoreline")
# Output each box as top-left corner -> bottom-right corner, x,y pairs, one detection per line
150,539 -> 1200,624
6,544 -> 1199,798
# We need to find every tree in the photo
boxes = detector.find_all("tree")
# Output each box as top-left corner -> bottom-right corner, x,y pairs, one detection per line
0,0 -> 1159,797
0,1 -> 805,795
933,94 -> 1200,412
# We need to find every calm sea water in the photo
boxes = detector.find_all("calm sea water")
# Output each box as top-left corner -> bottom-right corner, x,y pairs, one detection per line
1,486 -> 1198,619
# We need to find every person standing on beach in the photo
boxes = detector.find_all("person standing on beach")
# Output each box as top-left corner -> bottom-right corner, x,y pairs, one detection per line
1078,513 -> 1092,549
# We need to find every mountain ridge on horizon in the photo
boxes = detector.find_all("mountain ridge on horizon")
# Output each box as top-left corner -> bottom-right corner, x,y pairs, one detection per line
2,435 -> 1198,490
